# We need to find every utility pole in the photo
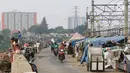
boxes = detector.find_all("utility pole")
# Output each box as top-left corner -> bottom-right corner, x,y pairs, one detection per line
91,0 -> 94,37
74,6 -> 79,32
98,23 -> 101,36
86,7 -> 89,29
124,0 -> 128,37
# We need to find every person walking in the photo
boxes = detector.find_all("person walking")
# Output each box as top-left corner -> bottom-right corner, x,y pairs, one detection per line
36,41 -> 40,53
18,31 -> 22,46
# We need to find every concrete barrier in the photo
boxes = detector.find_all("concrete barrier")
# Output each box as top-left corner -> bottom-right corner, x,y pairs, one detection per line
11,54 -> 33,73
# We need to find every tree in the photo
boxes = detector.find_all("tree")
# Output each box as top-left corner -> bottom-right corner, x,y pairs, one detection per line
49,28 -> 56,33
83,29 -> 92,37
21,29 -> 27,35
54,26 -> 65,33
49,26 -> 75,33
66,29 -> 74,33
28,25 -> 39,33
40,17 -> 49,33
0,34 -> 4,43
75,25 -> 86,34
37,26 -> 44,34
0,29 -> 11,41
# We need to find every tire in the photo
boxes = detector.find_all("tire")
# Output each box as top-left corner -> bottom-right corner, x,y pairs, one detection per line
59,54 -> 64,63
30,64 -> 38,73
72,54 -> 75,57
54,49 -> 58,56
54,52 -> 57,56
60,60 -> 63,63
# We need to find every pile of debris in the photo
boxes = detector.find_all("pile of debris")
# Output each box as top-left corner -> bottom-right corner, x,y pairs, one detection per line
0,53 -> 11,73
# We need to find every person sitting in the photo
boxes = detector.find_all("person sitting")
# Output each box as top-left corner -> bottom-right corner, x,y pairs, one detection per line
58,43 -> 65,59
14,44 -> 21,54
9,37 -> 20,62
50,42 -> 55,52
24,42 -> 29,48
59,43 -> 65,50
54,42 -> 59,49
10,37 -> 16,48
53,42 -> 59,55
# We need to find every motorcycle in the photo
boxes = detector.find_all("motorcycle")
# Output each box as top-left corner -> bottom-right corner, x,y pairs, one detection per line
53,44 -> 58,56
54,48 -> 58,56
24,47 -> 35,61
58,49 -> 65,63
29,58 -> 38,73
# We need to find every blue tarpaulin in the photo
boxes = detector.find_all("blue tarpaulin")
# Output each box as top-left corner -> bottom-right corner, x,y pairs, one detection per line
80,46 -> 89,64
80,37 -> 105,64
89,37 -> 106,46
80,36 -> 125,64
71,38 -> 87,47
104,36 -> 125,43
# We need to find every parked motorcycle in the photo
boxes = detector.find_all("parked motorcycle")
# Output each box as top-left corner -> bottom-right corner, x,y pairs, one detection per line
58,49 -> 65,63
24,47 -> 35,61
29,58 -> 38,73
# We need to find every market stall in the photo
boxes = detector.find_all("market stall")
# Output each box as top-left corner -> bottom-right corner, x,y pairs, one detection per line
80,36 -> 126,72
67,32 -> 85,56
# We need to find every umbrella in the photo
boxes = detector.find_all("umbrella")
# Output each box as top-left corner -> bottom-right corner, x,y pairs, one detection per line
10,30 -> 19,35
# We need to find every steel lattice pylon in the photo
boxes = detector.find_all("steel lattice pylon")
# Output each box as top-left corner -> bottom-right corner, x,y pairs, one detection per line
89,0 -> 130,36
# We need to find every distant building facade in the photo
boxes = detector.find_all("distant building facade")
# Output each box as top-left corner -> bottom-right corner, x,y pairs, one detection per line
0,22 -> 1,31
1,11 -> 37,31
68,17 -> 85,29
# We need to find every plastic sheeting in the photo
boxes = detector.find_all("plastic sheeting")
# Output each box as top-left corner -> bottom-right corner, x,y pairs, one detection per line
85,36 -> 125,47
80,46 -> 89,64
89,37 -> 106,46
80,36 -> 125,64
70,38 -> 86,47
104,36 -> 125,43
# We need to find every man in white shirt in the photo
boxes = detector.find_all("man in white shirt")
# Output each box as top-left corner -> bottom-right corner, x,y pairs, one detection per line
36,41 -> 40,53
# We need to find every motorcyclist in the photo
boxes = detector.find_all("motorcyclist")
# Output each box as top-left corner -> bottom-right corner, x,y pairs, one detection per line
58,43 -> 65,59
59,43 -> 65,50
50,42 -> 55,52
53,42 -> 59,56
54,42 -> 59,49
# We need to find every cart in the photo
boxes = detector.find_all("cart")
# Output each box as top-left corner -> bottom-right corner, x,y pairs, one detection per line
87,47 -> 105,72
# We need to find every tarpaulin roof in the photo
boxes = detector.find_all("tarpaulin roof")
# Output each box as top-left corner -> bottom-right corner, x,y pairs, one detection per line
84,36 -> 125,47
89,37 -> 106,46
104,36 -> 125,42
69,32 -> 85,41
80,36 -> 125,63
71,38 -> 85,47
84,37 -> 105,46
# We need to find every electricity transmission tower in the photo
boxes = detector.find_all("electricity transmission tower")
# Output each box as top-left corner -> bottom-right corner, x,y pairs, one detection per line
89,0 -> 129,36
73,6 -> 79,32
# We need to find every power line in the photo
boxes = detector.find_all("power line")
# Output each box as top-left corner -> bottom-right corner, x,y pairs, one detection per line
108,0 -> 117,4
116,0 -> 123,3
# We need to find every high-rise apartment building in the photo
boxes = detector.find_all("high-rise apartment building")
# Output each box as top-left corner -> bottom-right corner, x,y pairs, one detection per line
68,17 -> 85,29
1,11 -> 37,31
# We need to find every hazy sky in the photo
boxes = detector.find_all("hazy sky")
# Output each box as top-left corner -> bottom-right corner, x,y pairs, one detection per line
0,0 -> 113,28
